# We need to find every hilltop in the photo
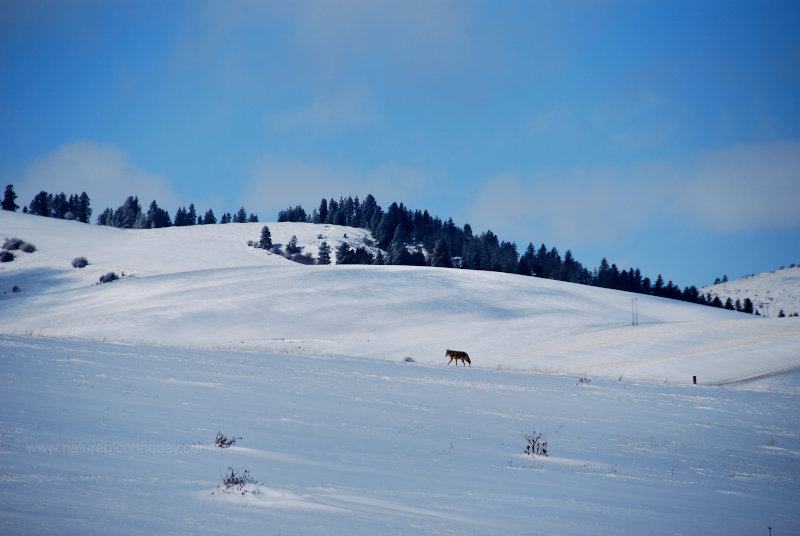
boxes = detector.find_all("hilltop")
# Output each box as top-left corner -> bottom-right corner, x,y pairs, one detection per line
701,265 -> 800,317
2,210 -> 798,385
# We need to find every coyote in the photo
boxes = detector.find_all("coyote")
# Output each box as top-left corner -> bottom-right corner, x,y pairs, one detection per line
446,349 -> 471,367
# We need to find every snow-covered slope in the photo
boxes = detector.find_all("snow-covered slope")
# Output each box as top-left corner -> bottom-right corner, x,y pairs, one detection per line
701,266 -> 800,317
2,210 -> 799,535
2,210 -> 799,385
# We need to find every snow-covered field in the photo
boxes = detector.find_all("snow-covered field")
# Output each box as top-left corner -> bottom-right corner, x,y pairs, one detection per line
1,210 -> 799,534
1,336 -> 798,535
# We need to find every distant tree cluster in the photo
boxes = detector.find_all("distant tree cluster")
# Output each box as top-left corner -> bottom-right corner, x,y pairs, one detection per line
13,187 -> 93,223
95,197 -> 257,229
220,207 -> 258,224
280,194 -> 769,311
277,205 -> 308,223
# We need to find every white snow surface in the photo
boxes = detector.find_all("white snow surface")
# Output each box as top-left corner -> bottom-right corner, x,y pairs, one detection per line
701,266 -> 800,318
2,210 -> 798,385
1,210 -> 799,534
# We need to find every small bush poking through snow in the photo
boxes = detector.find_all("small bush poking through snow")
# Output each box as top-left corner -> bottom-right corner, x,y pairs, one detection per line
523,431 -> 549,458
576,376 -> 592,386
404,356 -> 416,363
215,432 -> 240,448
2,238 -> 36,254
211,467 -> 259,496
288,252 -> 315,265
98,272 -> 119,284
2,238 -> 24,250
72,257 -> 89,269
0,250 -> 13,263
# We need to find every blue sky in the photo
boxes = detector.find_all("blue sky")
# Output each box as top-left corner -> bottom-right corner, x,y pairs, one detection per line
2,0 -> 799,287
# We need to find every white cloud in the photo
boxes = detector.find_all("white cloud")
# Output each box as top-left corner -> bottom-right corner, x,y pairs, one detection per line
13,140 -> 178,215
466,165 -> 672,246
270,85 -> 379,130
677,140 -> 800,232
467,139 -> 800,247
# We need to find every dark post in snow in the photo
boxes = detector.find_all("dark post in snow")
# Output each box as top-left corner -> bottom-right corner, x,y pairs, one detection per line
693,376 -> 697,385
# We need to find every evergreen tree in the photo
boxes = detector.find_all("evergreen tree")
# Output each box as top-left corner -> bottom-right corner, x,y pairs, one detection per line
317,241 -> 331,265
387,238 -> 411,265
742,297 -> 754,314
187,204 -> 197,226
335,242 -> 353,264
286,235 -> 300,254
96,207 -> 114,225
111,196 -> 142,228
248,213 -> 259,223
278,205 -> 308,222
220,212 -> 232,224
642,276 -> 652,294
724,298 -> 735,310
29,191 -> 51,216
146,200 -> 171,228
2,184 -> 19,211
653,274 -> 665,297
234,207 -> 248,223
360,194 -> 378,229
258,225 -> 272,249
316,198 -> 328,224
431,239 -> 453,268
50,192 -> 69,219
76,192 -> 92,223
202,209 -> 217,224
461,237 -> 487,270
133,211 -> 148,229
174,206 -> 189,226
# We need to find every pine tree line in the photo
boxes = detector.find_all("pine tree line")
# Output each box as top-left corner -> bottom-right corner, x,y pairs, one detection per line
2,183 -> 776,314
94,197 -> 258,229
10,187 -> 93,224
1,185 -> 259,230
276,194 -> 748,310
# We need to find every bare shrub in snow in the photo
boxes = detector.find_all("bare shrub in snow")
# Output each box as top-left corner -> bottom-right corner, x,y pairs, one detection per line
576,376 -> 592,386
404,356 -> 416,363
288,252 -> 315,265
3,238 -> 35,253
2,238 -> 24,250
72,257 -> 89,269
523,431 -> 549,458
215,432 -> 240,448
98,272 -> 119,284
210,467 -> 259,496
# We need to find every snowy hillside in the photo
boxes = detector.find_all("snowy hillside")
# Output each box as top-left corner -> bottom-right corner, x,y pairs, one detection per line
2,209 -> 799,385
2,210 -> 799,535
701,266 -> 800,317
